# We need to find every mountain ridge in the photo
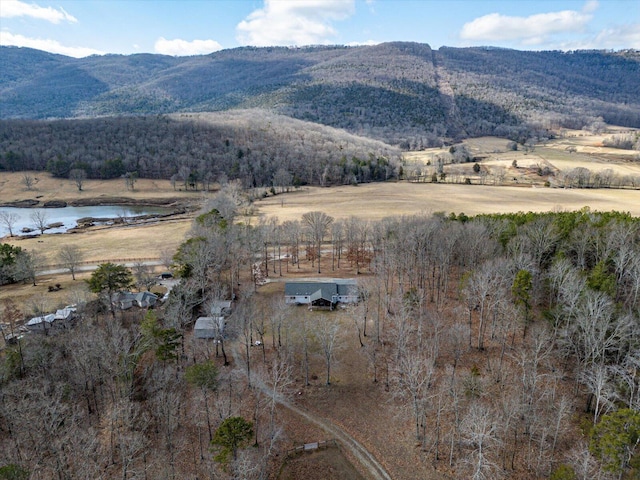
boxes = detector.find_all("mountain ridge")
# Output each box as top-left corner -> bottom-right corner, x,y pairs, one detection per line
1,42 -> 639,146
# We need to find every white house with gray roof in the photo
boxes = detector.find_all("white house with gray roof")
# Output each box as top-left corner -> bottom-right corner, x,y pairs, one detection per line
284,279 -> 358,307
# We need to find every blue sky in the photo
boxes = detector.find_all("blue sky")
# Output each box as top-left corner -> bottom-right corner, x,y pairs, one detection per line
1,0 -> 638,57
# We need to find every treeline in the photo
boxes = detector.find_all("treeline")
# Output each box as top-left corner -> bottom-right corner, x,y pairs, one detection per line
0,110 -> 401,187
603,132 -> 640,150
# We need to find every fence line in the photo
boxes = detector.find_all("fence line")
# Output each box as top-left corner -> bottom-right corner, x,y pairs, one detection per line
43,257 -> 162,270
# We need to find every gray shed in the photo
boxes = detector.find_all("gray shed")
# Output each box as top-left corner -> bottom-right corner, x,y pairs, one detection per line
194,316 -> 225,339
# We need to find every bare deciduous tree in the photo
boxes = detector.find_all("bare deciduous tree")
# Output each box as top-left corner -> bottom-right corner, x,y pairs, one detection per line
0,211 -> 19,237
69,168 -> 87,191
316,315 -> 341,385
132,261 -> 156,291
461,404 -> 500,480
302,211 -> 334,274
395,350 -> 434,442
58,244 -> 84,280
30,209 -> 49,235
22,173 -> 36,190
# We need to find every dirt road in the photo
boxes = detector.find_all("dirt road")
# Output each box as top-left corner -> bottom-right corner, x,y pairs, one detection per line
231,346 -> 392,480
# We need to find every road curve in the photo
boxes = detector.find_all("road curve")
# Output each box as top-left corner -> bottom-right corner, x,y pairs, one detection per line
231,346 -> 392,480
279,396 -> 393,480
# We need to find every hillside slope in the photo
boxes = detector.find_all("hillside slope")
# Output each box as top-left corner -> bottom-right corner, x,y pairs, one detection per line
1,43 -> 639,145
0,110 -> 401,187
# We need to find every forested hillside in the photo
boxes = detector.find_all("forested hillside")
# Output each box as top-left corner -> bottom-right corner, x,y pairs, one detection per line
1,43 -> 638,146
0,110 -> 401,187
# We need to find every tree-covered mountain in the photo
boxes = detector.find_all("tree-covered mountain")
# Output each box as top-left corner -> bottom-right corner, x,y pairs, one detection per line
1,43 -> 638,146
0,110 -> 401,187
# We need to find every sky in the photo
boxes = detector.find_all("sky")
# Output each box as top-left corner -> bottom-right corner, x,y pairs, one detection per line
0,0 -> 638,58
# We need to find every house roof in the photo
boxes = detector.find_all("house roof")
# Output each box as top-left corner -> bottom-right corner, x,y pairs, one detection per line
337,282 -> 358,296
135,292 -> 158,302
285,282 -> 341,302
195,316 -> 224,330
27,314 -> 55,326
114,291 -> 157,304
194,317 -> 225,339
55,307 -> 76,320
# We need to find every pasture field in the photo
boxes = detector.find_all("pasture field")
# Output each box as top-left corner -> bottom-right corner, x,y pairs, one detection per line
0,171 -> 205,204
257,129 -> 638,224
255,182 -> 640,222
5,218 -> 192,266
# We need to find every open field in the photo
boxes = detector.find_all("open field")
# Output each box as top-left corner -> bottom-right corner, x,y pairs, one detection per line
404,130 -> 640,185
0,171 -> 208,204
255,182 -> 640,222
3,218 -> 192,265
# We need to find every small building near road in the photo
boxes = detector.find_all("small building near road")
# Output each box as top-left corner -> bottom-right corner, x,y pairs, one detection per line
285,279 -> 358,308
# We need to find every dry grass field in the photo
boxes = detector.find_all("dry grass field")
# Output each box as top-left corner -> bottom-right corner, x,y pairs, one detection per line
0,171 -> 208,204
255,182 -> 640,222
405,131 -> 640,179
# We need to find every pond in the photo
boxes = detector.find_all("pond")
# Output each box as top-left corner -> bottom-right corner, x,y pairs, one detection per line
0,205 -> 171,236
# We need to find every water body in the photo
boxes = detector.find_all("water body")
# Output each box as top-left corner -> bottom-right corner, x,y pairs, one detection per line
0,205 -> 170,236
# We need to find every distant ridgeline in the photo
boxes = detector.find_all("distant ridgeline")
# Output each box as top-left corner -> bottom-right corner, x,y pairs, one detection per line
1,43 -> 638,138
0,43 -> 638,186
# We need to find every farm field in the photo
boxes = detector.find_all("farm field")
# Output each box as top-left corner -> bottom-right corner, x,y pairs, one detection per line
0,171 -> 203,204
255,182 -> 640,222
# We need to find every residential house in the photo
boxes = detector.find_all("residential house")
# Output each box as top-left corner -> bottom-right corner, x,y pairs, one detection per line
284,279 -> 358,308
26,306 -> 77,333
113,291 -> 158,309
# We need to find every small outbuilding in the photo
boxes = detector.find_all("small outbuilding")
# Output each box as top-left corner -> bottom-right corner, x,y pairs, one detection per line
210,300 -> 232,317
194,316 -> 225,339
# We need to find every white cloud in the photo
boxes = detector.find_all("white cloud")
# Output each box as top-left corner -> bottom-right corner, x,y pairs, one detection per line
460,6 -> 593,45
346,39 -> 379,47
567,24 -> 640,50
236,0 -> 355,46
1,0 -> 77,23
0,31 -> 103,57
583,0 -> 599,14
594,24 -> 640,49
154,37 -> 223,56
